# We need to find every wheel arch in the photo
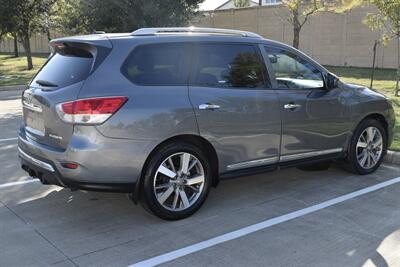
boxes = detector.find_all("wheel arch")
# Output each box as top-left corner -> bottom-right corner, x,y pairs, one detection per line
131,134 -> 219,203
346,113 -> 389,156
355,113 -> 389,139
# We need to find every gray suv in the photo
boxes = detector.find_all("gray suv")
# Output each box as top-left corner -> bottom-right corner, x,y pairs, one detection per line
18,27 -> 395,220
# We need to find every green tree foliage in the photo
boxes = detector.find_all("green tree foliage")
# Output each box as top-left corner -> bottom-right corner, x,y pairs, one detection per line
281,0 -> 360,49
0,0 -> 19,56
0,0 -> 204,69
0,0 -> 55,69
234,0 -> 251,8
50,0 -> 88,34
0,1 -> 15,38
65,0 -> 204,33
364,0 -> 400,96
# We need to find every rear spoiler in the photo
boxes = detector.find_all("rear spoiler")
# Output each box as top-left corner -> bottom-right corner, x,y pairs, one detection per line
49,35 -> 113,72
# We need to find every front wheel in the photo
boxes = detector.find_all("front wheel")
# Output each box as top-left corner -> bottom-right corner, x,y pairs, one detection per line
345,119 -> 387,175
141,142 -> 211,220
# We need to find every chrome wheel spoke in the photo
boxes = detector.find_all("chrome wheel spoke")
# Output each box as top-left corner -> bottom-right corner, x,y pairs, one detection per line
359,151 -> 368,167
186,174 -> 204,185
370,152 -> 378,164
168,157 -> 176,173
187,185 -> 200,193
368,154 -> 373,166
172,189 -> 179,209
180,153 -> 191,174
158,165 -> 176,178
372,135 -> 383,148
155,183 -> 171,190
366,127 -> 375,142
179,189 -> 190,208
357,140 -> 368,149
157,186 -> 174,204
187,159 -> 198,172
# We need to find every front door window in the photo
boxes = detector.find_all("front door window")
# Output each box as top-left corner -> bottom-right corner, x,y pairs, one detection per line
265,47 -> 324,90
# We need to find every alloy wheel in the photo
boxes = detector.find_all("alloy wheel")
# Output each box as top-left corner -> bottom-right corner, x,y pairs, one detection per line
356,126 -> 383,169
153,152 -> 205,211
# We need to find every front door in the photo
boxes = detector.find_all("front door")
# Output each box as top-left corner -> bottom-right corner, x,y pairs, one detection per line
189,43 -> 281,172
263,45 -> 352,162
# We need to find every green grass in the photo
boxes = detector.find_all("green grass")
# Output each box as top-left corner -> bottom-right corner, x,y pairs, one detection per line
0,54 -> 48,86
326,66 -> 400,151
0,55 -> 398,150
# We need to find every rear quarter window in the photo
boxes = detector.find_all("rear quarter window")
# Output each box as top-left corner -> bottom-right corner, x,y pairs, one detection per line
32,46 -> 93,88
121,43 -> 191,86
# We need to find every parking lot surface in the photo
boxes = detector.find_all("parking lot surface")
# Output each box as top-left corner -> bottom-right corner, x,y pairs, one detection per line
0,89 -> 399,267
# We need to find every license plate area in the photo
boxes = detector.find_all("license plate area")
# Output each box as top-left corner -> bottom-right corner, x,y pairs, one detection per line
25,109 -> 45,136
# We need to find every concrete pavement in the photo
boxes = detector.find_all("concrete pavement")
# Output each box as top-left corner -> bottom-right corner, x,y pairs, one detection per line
0,89 -> 399,267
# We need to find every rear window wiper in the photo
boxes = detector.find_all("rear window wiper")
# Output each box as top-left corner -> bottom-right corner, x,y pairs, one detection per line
35,80 -> 58,87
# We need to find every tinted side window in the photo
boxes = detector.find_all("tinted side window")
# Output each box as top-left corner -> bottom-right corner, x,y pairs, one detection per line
32,47 -> 93,88
192,44 -> 268,88
121,43 -> 190,86
265,46 -> 324,90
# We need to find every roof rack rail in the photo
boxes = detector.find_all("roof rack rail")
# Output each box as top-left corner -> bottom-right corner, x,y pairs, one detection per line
131,27 -> 263,39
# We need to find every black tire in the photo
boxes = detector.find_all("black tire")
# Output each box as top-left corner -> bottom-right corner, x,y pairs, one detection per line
344,118 -> 387,175
140,142 -> 212,220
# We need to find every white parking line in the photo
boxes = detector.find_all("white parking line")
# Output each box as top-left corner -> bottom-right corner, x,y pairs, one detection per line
0,137 -> 18,143
129,176 -> 400,267
0,179 -> 38,189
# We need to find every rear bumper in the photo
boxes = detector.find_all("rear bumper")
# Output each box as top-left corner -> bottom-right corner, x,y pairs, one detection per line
19,150 -> 136,192
18,126 -> 158,192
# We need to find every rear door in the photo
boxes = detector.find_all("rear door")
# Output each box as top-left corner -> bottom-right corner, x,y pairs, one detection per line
22,42 -> 97,149
262,45 -> 351,161
189,43 -> 281,172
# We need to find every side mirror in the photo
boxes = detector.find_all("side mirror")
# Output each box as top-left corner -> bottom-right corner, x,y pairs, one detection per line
325,73 -> 339,90
268,54 -> 278,64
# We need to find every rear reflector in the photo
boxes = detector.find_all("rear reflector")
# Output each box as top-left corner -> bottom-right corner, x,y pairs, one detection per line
56,96 -> 128,124
61,162 -> 79,169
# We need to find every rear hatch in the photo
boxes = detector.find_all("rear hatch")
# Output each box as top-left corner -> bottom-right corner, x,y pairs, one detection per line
22,37 -> 112,149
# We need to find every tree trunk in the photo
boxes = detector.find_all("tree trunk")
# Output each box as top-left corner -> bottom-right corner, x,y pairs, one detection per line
12,33 -> 19,58
46,29 -> 51,42
293,27 -> 300,49
21,34 -> 33,70
292,8 -> 301,49
396,34 -> 400,97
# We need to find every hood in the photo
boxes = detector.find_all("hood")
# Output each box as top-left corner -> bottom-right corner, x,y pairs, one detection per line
343,83 -> 388,99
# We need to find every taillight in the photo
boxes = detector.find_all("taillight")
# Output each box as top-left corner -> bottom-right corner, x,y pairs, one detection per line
56,96 -> 128,124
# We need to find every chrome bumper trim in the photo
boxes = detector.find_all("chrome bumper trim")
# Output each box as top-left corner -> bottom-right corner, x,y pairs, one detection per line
18,147 -> 55,172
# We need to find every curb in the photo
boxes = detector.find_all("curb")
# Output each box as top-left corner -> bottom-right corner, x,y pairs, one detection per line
384,151 -> 400,166
0,85 -> 26,91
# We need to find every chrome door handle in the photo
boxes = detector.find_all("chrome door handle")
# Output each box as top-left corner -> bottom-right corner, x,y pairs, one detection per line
199,103 -> 220,110
284,103 -> 302,110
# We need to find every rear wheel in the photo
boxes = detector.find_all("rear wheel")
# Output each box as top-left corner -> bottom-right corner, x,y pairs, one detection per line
141,142 -> 211,220
345,119 -> 387,175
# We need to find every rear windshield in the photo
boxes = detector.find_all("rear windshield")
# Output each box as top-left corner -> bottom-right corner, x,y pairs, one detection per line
32,47 -> 93,88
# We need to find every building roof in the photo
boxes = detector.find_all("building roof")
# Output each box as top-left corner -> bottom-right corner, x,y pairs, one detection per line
215,0 -> 260,10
